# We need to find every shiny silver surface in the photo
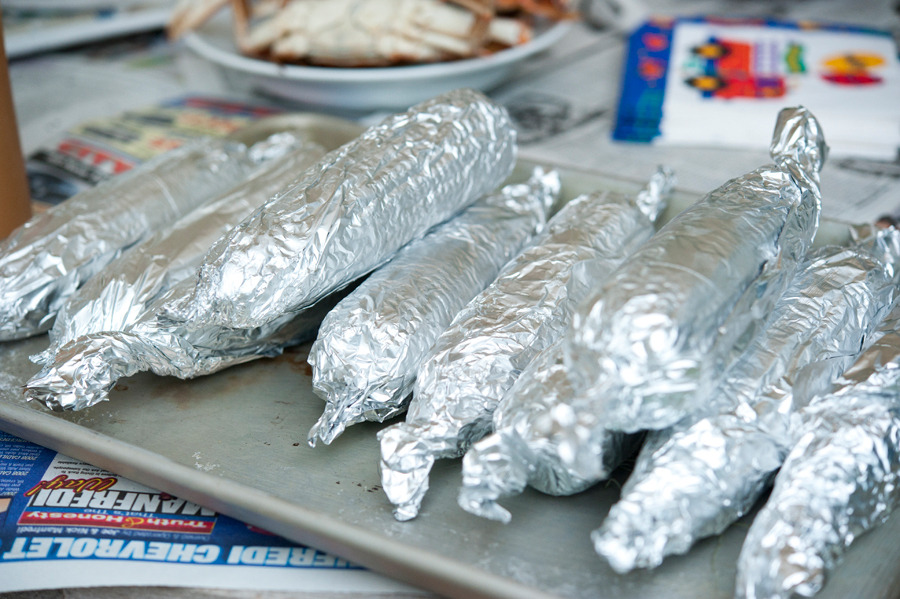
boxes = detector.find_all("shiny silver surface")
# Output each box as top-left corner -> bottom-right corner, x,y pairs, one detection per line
40,136 -> 323,360
594,229 -> 900,574
24,140 -> 327,412
308,169 -> 559,447
176,88 -> 518,330
0,138 -> 257,342
457,169 -> 675,524
736,302 -> 900,599
1,156 -> 890,599
459,338 -> 643,523
381,169 -> 673,522
560,107 -> 825,452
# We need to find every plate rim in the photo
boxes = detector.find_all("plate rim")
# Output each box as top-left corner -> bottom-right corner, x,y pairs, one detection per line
183,19 -> 573,83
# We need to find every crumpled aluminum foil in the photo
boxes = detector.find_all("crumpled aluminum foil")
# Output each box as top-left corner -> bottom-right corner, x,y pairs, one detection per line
36,135 -> 323,362
457,168 -> 676,523
458,337 -> 644,523
0,138 -> 257,342
25,276 -> 345,411
307,168 -> 559,447
593,228 -> 900,574
562,106 -> 826,438
173,88 -> 517,331
380,168 -> 675,521
25,138 -> 328,411
735,299 -> 900,599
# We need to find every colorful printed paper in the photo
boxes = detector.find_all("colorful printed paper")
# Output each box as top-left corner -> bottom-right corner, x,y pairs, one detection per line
614,17 -> 900,159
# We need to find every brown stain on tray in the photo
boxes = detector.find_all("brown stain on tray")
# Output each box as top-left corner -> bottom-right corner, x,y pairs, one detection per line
273,350 -> 314,377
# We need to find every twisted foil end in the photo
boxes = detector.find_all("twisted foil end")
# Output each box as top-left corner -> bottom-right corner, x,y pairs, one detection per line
521,167 -> 560,219
458,430 -> 532,524
852,225 -> 900,280
770,106 -> 828,177
307,396 -> 357,448
635,166 -> 676,222
25,333 -> 148,411
308,390 -> 408,447
378,422 -> 437,521
591,520 -> 653,575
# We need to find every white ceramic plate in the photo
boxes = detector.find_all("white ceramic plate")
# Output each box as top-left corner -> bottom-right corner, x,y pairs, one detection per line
184,16 -> 572,110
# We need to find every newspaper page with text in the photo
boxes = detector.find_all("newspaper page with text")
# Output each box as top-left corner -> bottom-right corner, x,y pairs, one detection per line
0,432 -> 424,595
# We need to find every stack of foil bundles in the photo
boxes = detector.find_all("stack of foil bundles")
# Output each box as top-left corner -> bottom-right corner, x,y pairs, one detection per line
26,137 -> 327,411
170,88 -> 517,331
17,90 -> 900,599
593,227 -> 900,573
543,107 -> 825,493
380,168 -> 675,521
0,138 -> 258,341
307,168 -> 560,447
458,169 -> 675,523
736,299 -> 900,599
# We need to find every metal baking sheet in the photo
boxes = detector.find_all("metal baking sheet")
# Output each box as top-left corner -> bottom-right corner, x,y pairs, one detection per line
1,115 -> 897,599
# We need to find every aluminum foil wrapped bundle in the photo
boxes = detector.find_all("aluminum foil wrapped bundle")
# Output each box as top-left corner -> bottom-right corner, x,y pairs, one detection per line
173,88 -> 517,331
562,106 -> 826,437
457,169 -> 676,523
735,300 -> 900,599
307,169 -> 560,447
36,136 -> 323,362
593,229 -> 900,574
26,277 -> 348,411
380,168 -> 674,521
459,337 -> 643,523
0,138 -> 258,342
25,139 -> 330,411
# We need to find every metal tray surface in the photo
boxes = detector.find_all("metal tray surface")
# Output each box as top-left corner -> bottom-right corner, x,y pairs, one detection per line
1,116 -> 896,599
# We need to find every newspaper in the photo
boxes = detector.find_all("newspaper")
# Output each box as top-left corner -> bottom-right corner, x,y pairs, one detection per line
0,432 -> 426,595
23,93 -> 283,205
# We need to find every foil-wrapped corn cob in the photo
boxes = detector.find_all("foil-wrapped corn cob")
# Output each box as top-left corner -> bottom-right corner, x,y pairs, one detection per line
36,135 -> 322,362
307,169 -> 560,447
736,300 -> 900,599
0,138 -> 257,341
459,337 -> 643,523
25,277 -> 343,412
380,169 -> 674,521
562,106 -> 825,439
593,229 -> 900,574
174,88 -> 517,331
457,169 -> 676,523
25,139 -> 328,411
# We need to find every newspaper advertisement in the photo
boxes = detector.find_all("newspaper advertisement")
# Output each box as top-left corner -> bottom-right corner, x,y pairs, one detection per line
26,95 -> 283,205
0,432 -> 423,595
